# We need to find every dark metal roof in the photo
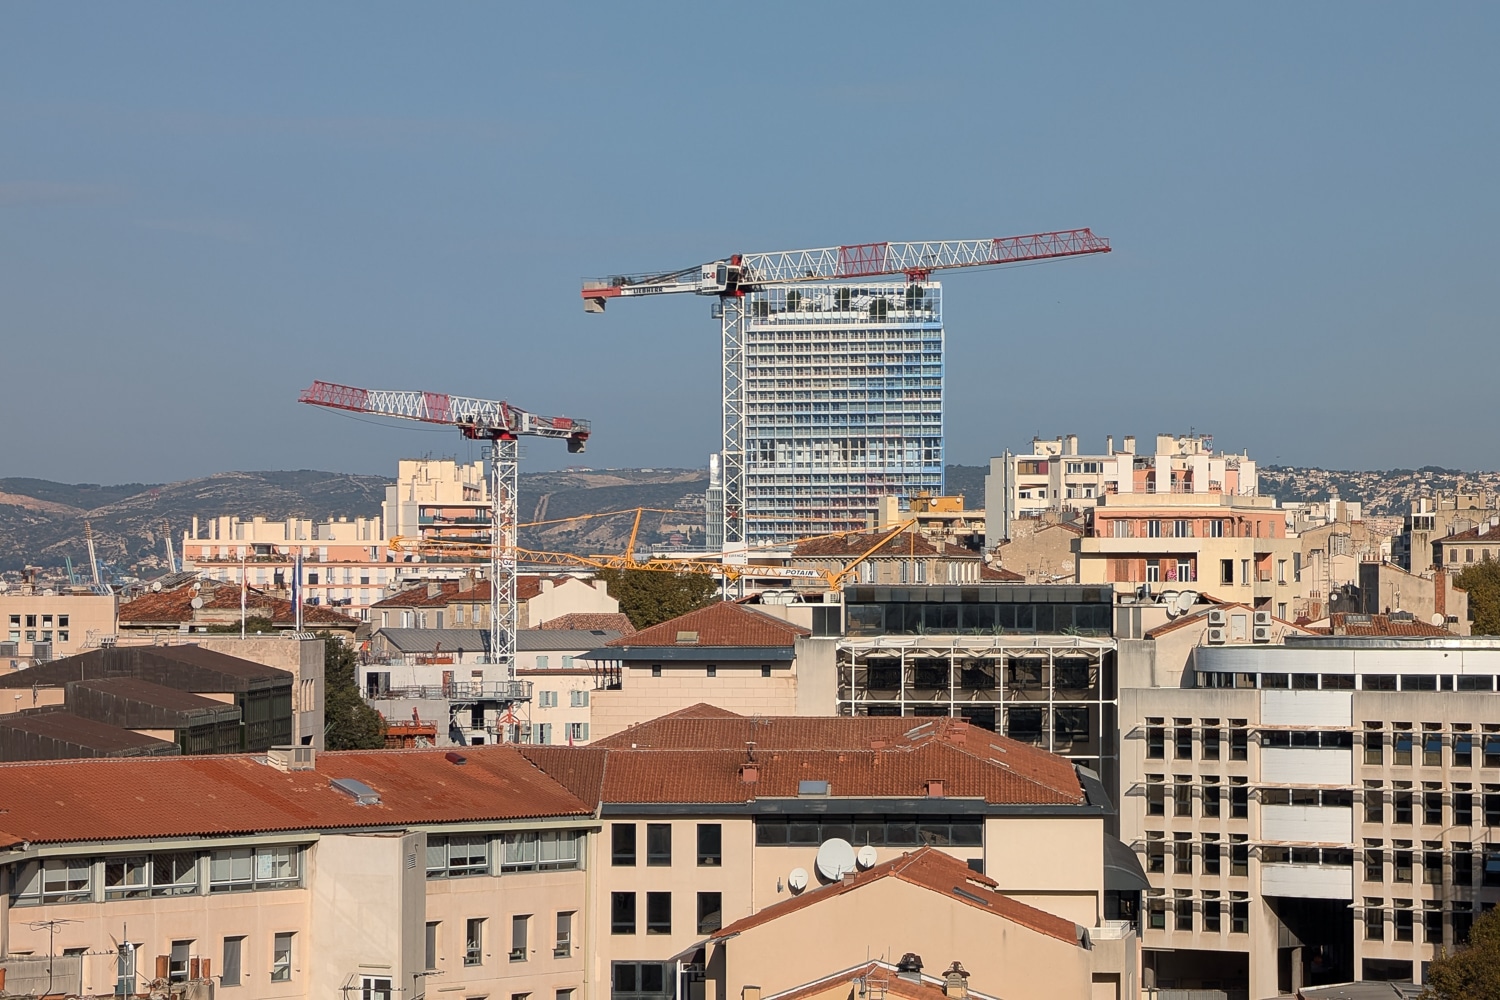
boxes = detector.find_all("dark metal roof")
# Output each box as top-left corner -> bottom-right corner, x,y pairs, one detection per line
0,711 -> 182,759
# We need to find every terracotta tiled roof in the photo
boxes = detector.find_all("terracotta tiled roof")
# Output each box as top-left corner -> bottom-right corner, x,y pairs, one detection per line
980,564 -> 1024,581
0,745 -> 592,846
567,711 -> 1084,806
1435,524 -> 1500,545
769,963 -> 982,1000
709,846 -> 1081,946
368,575 -> 566,610
794,532 -> 945,559
604,602 -> 809,649
1321,613 -> 1451,637
118,581 -> 354,627
1142,604 -> 1312,640
539,612 -> 636,635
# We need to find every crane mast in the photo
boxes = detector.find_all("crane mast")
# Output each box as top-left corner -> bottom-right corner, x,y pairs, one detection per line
582,229 -> 1111,548
299,381 -> 589,699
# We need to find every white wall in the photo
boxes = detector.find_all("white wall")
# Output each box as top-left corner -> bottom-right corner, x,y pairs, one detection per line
1261,748 -> 1351,785
1260,863 -> 1352,900
1261,805 -> 1353,844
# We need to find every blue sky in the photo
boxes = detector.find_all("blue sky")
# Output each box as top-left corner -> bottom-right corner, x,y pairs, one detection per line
2,4 -> 1497,484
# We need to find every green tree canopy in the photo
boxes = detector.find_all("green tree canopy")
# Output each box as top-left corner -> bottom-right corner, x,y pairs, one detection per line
1423,905 -> 1500,1000
321,634 -> 386,750
1455,560 -> 1500,636
202,616 -> 276,634
594,568 -> 718,630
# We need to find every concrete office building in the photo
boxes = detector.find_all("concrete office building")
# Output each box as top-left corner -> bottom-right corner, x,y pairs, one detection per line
1119,632 -> 1500,997
730,283 -> 943,547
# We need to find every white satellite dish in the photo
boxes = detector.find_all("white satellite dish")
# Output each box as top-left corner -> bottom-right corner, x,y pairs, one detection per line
1431,613 -> 1446,627
190,597 -> 204,610
152,581 -> 163,592
856,844 -> 878,869
0,580 -> 8,592
191,582 -> 202,592
1176,591 -> 1198,615
787,867 -> 809,893
815,838 -> 857,881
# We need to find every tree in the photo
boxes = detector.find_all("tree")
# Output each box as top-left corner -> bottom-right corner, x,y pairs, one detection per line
1456,561 -> 1500,636
203,616 -> 276,635
320,634 -> 386,750
1423,905 -> 1500,1000
594,569 -> 718,630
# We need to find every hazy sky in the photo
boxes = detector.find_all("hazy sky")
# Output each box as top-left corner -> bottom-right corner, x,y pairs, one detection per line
3,4 -> 1497,485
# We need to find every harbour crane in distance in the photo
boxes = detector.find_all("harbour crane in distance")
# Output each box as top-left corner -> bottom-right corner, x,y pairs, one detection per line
298,380 -> 590,685
580,229 -> 1112,548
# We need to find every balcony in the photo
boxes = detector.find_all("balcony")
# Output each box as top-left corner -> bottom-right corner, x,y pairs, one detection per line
369,680 -> 532,703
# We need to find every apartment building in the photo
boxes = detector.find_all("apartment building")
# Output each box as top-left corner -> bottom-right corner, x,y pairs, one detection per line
371,575 -> 619,631
1392,493 -> 1497,575
1433,515 -> 1500,574
0,588 -> 116,664
1119,633 -> 1500,997
791,530 -> 987,588
0,707 -> 1140,1000
985,434 -> 1257,550
1078,492 -> 1303,617
181,459 -> 493,619
117,577 -> 360,641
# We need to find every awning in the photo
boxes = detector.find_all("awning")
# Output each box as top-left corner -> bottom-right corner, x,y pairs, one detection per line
1104,833 -> 1151,892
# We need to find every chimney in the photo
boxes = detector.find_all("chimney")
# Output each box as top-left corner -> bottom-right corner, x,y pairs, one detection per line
427,581 -> 442,599
1436,573 -> 1447,622
925,779 -> 945,799
739,764 -> 760,784
896,954 -> 924,984
942,963 -> 970,999
1106,435 -> 1114,455
459,572 -> 475,593
743,989 -> 761,1000
1065,434 -> 1078,456
541,578 -> 554,593
1123,435 -> 1136,455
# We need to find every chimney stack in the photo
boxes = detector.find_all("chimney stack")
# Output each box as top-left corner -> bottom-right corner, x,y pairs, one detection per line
942,963 -> 970,999
896,954 -> 924,984
1123,435 -> 1136,455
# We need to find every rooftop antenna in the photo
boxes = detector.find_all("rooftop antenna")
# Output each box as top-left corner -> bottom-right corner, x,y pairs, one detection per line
745,740 -> 757,764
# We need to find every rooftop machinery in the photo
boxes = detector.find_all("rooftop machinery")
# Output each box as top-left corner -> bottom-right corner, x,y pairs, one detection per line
582,231 -> 1112,549
298,380 -> 589,684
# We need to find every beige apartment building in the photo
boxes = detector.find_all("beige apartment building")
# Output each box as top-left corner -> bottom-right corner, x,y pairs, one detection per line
371,575 -> 621,631
1393,492 -> 1497,575
0,588 -> 116,664
1118,632 -> 1500,997
1078,492 -> 1303,617
0,707 -> 1141,1000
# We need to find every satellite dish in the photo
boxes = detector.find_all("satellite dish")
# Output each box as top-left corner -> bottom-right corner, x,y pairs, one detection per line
856,844 -> 878,869
191,582 -> 202,592
1431,613 -> 1446,627
190,597 -> 204,610
1176,591 -> 1198,615
152,581 -> 163,592
0,581 -> 8,592
787,867 -> 809,893
815,838 -> 857,881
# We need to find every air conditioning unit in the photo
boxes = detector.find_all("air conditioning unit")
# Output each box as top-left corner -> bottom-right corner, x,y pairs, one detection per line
1253,610 -> 1272,627
1207,627 -> 1227,645
1207,609 -> 1227,627
0,641 -> 16,657
1253,626 -> 1272,643
31,642 -> 53,662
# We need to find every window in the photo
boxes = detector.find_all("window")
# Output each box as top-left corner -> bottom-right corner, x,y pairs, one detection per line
611,892 -> 636,934
510,914 -> 529,962
554,912 -> 573,958
1231,836 -> 1249,877
646,823 -> 672,866
1365,842 -> 1384,882
361,977 -> 393,1000
222,937 -> 244,988
570,689 -> 589,708
1424,729 -> 1443,766
1366,782 -> 1384,823
1175,890 -> 1193,931
1366,899 -> 1384,940
464,919 -> 484,965
1203,777 -> 1221,818
706,666 -> 717,677
1456,730 -> 1474,767
1175,777 -> 1192,817
697,891 -> 723,934
1146,775 -> 1165,816
1394,787 -> 1413,824
1230,721 -> 1248,760
1146,723 -> 1165,759
12,857 -> 93,904
1145,833 -> 1165,873
169,940 -> 193,983
1147,520 -> 1161,538
499,830 -> 582,872
1231,779 -> 1249,819
646,891 -> 672,934
537,722 -> 553,745
697,824 -> 722,866
1455,847 -> 1474,886
612,824 -> 637,866
1484,727 -> 1500,767
613,962 -> 673,1000
562,655 -> 574,668
1231,894 -> 1249,933
1220,559 -> 1234,585
1394,728 -> 1413,765
538,690 -> 557,708
1425,846 -> 1443,884
271,933 -> 293,981
761,665 -> 772,678
1175,722 -> 1192,759
1425,790 -> 1444,826
1394,902 -> 1413,942
427,836 -> 489,878
1203,893 -> 1222,932
1147,892 -> 1166,930
426,922 -> 440,971
1395,849 -> 1413,882
1456,788 -> 1475,825
1365,725 -> 1385,764
1174,833 -> 1192,874
651,665 -> 662,677
567,722 -> 589,742
1203,835 -> 1221,876
1202,722 -> 1221,760
210,845 -> 300,891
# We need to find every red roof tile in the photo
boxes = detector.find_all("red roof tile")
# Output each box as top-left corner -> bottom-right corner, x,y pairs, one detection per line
118,581 -> 355,627
710,846 -> 1080,946
539,612 -> 636,634
0,745 -> 592,845
1435,524 -> 1500,545
794,532 -> 945,559
605,602 -> 809,648
980,564 -> 1024,581
1322,613 -> 1451,637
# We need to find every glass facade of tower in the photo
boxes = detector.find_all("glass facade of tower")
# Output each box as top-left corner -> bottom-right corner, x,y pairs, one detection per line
739,282 -> 944,546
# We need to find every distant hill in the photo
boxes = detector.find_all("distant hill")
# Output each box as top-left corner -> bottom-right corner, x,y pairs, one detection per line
5,461 -> 1496,577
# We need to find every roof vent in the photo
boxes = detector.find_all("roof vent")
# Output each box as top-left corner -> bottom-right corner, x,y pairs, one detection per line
330,777 -> 381,806
896,954 -> 923,983
740,764 -> 760,784
267,745 -> 316,772
942,962 -> 971,1000
675,630 -> 699,645
798,779 -> 830,797
445,752 -> 468,766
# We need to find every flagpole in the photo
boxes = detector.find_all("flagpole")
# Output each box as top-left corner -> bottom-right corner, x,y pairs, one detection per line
240,555 -> 247,639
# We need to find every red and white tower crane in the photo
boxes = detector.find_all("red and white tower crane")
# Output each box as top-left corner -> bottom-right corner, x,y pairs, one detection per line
582,229 -> 1111,547
298,380 -> 590,686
